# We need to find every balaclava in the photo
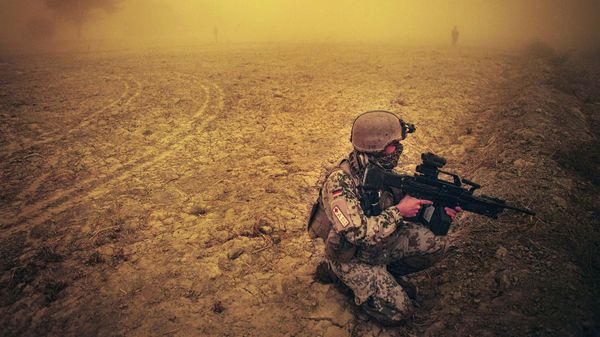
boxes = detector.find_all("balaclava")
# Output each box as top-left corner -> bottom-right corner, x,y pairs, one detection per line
367,141 -> 403,170
348,141 -> 403,179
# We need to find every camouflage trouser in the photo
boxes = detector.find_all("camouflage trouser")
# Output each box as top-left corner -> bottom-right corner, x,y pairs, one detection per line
328,223 -> 447,325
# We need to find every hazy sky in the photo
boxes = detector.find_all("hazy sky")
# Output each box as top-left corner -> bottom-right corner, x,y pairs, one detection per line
1,0 -> 599,49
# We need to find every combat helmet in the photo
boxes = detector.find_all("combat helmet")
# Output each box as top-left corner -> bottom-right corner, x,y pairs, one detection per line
350,110 -> 415,153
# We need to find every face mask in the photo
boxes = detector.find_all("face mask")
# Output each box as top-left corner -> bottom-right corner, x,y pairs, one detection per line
368,142 -> 403,170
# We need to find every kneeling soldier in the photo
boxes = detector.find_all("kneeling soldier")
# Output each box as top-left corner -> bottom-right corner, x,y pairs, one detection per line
308,110 -> 461,325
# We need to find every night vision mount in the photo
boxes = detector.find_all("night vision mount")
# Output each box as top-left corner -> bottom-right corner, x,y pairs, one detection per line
400,119 -> 416,139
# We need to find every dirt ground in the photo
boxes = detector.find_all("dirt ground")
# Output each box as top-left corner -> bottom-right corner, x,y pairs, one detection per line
1,44 -> 599,337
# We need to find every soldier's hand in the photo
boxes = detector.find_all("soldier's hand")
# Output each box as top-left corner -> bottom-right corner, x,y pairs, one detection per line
396,195 -> 433,218
444,206 -> 463,220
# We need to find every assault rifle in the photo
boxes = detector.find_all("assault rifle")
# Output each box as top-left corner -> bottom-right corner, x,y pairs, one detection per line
361,152 -> 535,236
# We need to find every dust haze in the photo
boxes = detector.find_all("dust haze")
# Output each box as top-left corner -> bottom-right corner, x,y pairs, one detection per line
1,0 -> 600,52
2,0 -> 600,336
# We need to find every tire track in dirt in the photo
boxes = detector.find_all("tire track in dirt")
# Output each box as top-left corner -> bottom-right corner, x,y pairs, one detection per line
73,77 -> 142,132
6,76 -> 222,230
13,76 -> 211,211
14,76 -> 141,151
14,74 -> 208,209
11,77 -> 142,203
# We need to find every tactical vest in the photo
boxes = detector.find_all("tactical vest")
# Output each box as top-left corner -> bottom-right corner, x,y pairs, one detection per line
307,161 -> 397,262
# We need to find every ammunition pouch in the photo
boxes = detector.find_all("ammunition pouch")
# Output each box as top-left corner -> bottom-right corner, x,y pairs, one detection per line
307,199 -> 331,240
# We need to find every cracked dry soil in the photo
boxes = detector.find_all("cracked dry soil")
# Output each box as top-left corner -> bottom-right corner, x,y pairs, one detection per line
1,44 -> 599,337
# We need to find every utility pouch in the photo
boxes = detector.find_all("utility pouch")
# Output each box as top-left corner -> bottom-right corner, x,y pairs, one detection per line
307,196 -> 331,240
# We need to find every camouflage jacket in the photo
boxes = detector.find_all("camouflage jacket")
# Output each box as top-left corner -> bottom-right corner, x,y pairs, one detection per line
321,165 -> 404,248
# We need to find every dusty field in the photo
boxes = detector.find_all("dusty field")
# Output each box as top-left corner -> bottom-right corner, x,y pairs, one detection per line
1,44 -> 599,337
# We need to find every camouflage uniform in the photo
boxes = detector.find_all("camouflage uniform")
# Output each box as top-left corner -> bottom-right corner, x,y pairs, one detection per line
321,164 -> 447,324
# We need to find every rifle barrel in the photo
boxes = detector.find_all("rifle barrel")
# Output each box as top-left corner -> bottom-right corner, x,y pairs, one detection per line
504,204 -> 536,216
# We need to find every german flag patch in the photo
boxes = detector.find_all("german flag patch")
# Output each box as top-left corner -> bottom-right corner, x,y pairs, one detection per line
332,188 -> 343,198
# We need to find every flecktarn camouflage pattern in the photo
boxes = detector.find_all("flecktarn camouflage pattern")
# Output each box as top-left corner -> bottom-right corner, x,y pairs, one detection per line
322,169 -> 403,245
321,165 -> 447,324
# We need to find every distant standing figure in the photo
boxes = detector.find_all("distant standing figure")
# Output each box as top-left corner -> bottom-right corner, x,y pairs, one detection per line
451,25 -> 459,46
213,26 -> 219,44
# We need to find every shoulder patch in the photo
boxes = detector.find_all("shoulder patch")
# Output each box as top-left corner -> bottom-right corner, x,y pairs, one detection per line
332,205 -> 350,228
